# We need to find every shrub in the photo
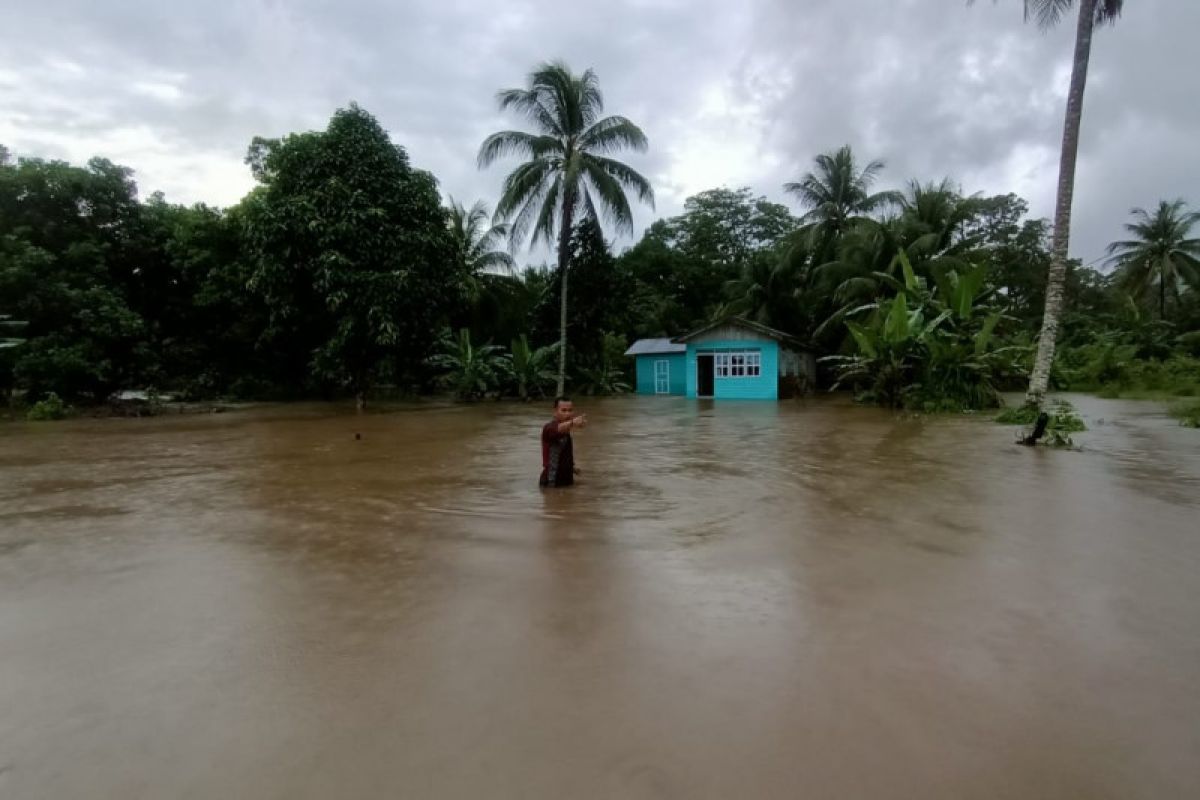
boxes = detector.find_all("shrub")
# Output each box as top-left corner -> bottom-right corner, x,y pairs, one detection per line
26,392 -> 68,421
995,399 -> 1085,445
1176,331 -> 1200,358
824,252 -> 1026,412
995,405 -> 1039,425
1170,400 -> 1200,429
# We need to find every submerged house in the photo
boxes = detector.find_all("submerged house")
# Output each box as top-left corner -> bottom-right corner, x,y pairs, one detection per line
625,317 -> 816,400
624,338 -> 687,396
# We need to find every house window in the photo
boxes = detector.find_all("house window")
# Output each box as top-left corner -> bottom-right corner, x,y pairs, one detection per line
713,350 -> 761,378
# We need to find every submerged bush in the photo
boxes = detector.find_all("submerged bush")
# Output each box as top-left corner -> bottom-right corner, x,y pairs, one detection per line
995,405 -> 1039,425
1176,331 -> 1200,359
1046,401 -> 1086,433
26,392 -> 68,421
1055,344 -> 1200,398
1170,400 -> 1200,428
995,400 -> 1085,445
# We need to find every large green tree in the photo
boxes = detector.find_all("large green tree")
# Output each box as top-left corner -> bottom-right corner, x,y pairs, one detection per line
243,104 -> 461,408
1105,199 -> 1200,319
663,187 -> 797,273
131,194 -> 265,396
0,155 -> 150,400
618,187 -> 799,337
478,61 -> 654,394
976,0 -> 1124,407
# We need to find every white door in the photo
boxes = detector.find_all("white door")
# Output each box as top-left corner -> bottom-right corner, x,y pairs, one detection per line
654,359 -> 670,394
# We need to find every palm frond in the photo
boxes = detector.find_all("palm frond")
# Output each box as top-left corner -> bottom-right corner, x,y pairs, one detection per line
586,154 -> 654,207
477,131 -> 562,168
527,174 -> 564,249
496,88 -> 564,136
507,177 -> 556,250
480,61 -> 652,256
582,159 -> 636,236
579,116 -> 649,154
494,159 -> 554,222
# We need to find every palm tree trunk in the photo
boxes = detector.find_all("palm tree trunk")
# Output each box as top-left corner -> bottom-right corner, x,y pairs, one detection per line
1024,0 -> 1097,409
555,190 -> 576,396
1159,268 -> 1166,320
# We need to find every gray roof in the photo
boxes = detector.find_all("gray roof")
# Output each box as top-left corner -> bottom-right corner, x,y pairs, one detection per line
624,338 -> 687,356
673,316 -> 812,350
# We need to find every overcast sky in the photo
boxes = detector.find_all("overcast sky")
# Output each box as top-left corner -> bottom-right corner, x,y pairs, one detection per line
2,0 -> 1195,267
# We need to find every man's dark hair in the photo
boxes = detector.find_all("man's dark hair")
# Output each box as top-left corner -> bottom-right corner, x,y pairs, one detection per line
554,396 -> 572,408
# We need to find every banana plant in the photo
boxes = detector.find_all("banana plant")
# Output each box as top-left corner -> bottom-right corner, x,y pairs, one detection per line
427,328 -> 510,401
506,335 -> 558,400
823,248 -> 1025,410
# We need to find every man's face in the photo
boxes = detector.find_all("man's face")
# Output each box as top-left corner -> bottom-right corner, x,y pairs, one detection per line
554,401 -> 574,422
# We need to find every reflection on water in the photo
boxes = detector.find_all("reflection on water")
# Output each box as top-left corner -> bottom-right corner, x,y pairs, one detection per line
1,395 -> 1198,798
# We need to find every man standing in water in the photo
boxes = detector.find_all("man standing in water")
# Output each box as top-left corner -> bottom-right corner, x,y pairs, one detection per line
540,397 -> 586,488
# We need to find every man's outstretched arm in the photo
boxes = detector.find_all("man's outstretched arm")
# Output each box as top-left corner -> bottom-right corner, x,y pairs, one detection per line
555,415 -> 587,434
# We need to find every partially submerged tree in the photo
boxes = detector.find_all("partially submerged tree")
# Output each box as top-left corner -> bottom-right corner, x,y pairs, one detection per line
973,0 -> 1125,408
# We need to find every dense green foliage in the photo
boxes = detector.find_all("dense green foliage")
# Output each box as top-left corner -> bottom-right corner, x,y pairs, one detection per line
1,75 -> 1195,416
26,391 -> 67,420
243,105 -> 461,408
823,252 -> 1022,411
1171,400 -> 1200,428
427,328 -> 509,401
996,399 -> 1087,435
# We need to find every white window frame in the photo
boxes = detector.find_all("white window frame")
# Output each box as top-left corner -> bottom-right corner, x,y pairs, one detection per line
654,359 -> 670,394
745,351 -> 761,377
711,349 -> 761,379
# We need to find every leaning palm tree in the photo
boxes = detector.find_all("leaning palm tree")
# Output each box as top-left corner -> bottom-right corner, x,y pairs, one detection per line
973,0 -> 1124,407
1105,199 -> 1200,319
478,61 -> 654,395
784,145 -> 901,261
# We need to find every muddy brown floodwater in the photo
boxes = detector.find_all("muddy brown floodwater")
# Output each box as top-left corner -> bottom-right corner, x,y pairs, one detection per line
1,395 -> 1199,799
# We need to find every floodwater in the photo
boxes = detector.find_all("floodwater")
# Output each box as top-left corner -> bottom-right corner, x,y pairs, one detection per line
1,396 -> 1198,799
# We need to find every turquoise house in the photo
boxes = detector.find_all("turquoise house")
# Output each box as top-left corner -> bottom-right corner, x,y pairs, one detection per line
627,318 -> 816,400
624,338 -> 687,395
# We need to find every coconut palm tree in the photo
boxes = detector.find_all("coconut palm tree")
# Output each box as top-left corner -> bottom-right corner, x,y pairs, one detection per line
478,61 -> 654,395
1105,200 -> 1200,319
784,145 -> 901,261
447,198 -> 514,278
973,0 -> 1124,407
447,198 -> 515,320
897,178 -> 982,258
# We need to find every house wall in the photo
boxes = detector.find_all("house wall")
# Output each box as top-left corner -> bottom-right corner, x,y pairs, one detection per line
779,348 -> 818,387
685,339 -> 780,400
635,353 -> 686,395
691,325 -> 765,342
